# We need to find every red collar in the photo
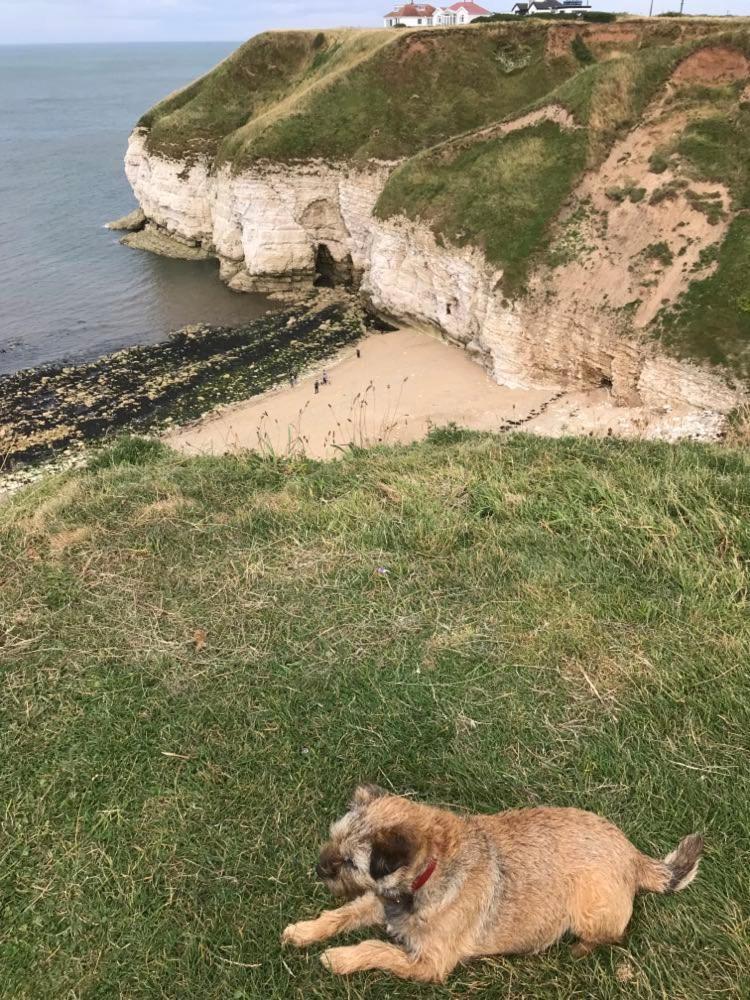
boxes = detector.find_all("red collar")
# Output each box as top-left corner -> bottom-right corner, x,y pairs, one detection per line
411,856 -> 438,892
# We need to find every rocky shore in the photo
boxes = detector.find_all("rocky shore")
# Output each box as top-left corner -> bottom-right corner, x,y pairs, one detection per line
0,297 -> 364,476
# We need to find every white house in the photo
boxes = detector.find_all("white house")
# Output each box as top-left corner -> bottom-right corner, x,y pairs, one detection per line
383,3 -> 437,27
383,2 -> 493,27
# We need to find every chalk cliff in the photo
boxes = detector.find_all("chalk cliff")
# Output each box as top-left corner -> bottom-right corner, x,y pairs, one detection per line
122,21 -> 750,439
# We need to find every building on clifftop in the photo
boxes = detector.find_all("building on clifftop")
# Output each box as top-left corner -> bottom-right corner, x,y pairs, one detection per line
383,2 -> 493,27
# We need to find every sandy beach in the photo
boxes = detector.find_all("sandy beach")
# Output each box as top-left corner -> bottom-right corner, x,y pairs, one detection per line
165,328 -> 557,459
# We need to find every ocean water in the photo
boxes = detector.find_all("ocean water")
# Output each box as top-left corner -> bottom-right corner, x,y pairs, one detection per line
0,43 -> 272,376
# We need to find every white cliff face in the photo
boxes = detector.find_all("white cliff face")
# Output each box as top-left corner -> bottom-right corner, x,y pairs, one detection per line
124,129 -> 742,437
125,131 -> 393,292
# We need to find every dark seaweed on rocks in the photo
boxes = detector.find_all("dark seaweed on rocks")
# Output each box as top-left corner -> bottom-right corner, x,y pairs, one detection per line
0,303 -> 362,470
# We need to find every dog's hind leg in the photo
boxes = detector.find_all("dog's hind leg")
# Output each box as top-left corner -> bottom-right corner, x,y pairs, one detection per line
321,940 -> 454,982
282,893 -> 384,948
569,879 -> 633,958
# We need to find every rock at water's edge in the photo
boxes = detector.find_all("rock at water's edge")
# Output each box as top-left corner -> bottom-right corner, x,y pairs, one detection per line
106,207 -> 146,232
120,223 -> 211,261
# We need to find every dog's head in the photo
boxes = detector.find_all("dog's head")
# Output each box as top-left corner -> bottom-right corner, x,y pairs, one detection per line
316,785 -> 431,900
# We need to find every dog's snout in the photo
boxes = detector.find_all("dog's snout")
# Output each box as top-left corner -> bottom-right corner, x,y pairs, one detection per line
316,848 -> 339,881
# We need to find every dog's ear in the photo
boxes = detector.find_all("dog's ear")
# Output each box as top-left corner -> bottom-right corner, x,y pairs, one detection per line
369,826 -> 415,880
349,784 -> 388,810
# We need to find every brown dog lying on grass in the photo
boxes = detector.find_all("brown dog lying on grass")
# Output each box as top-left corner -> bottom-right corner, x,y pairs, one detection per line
282,784 -> 703,983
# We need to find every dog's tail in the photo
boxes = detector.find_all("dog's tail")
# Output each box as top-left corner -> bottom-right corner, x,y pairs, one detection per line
636,833 -> 704,894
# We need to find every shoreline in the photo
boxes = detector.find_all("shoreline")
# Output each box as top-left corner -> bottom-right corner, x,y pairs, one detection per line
0,295 -> 364,480
1,294 -> 734,501
165,327 -> 557,460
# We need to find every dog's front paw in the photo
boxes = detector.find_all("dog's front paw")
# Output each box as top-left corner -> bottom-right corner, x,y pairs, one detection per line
281,920 -> 322,948
320,945 -> 359,975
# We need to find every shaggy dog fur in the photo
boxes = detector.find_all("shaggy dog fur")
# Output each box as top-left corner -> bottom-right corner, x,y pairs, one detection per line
282,785 -> 703,982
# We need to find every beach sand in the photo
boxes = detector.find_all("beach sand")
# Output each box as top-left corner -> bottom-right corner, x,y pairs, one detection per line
166,328 -> 556,459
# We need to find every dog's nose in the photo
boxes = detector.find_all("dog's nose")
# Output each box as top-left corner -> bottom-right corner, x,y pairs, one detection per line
316,858 -> 337,880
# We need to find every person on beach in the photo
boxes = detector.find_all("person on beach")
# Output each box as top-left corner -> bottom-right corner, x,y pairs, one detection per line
314,380 -> 319,394
356,348 -> 361,359
322,371 -> 328,385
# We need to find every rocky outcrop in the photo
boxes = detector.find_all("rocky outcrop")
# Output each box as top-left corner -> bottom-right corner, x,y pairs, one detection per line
121,222 -> 212,260
106,207 -> 146,232
122,128 -> 743,439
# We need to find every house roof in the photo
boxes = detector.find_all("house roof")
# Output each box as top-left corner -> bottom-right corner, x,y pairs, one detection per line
445,1 -> 493,11
529,0 -> 563,8
383,3 -> 437,16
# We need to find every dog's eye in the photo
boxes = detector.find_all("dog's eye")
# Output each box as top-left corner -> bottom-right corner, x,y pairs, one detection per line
342,858 -> 356,868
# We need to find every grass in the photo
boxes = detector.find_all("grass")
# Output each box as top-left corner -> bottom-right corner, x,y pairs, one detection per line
2,431 -> 750,999
653,214 -> 750,378
139,23 -> 742,169
230,24 -> 574,166
677,106 -> 750,211
549,44 -> 682,164
140,31 -> 327,162
376,120 -> 587,295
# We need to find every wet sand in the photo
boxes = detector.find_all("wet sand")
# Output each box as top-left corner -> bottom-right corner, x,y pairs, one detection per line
166,328 -> 557,459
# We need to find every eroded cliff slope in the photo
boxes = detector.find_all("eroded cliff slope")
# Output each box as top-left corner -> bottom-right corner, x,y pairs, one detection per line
123,19 -> 750,437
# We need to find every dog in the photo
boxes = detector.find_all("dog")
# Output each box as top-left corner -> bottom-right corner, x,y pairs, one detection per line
282,784 -> 703,982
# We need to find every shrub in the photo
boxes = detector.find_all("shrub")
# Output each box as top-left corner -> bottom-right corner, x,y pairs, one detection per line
473,13 -> 518,21
649,152 -> 670,174
572,34 -> 596,65
87,436 -> 169,472
606,183 -> 645,204
643,241 -> 674,266
686,189 -> 726,225
582,10 -> 617,22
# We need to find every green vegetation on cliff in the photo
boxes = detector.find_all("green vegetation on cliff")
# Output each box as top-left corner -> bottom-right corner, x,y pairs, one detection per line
2,433 -> 749,997
376,120 -> 587,293
655,215 -> 750,379
652,72 -> 750,374
138,20 -> 737,168
229,27 -> 574,164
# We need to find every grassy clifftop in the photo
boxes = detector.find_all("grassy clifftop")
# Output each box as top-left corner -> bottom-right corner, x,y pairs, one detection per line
138,20 -> 746,167
2,432 -> 749,996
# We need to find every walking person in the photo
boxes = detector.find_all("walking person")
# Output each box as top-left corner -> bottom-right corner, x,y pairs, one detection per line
314,380 -> 319,394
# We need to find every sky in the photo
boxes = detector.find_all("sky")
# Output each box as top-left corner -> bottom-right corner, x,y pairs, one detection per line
0,0 -> 747,44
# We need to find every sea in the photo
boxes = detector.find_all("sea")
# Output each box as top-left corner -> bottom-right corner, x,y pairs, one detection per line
0,43 -> 273,376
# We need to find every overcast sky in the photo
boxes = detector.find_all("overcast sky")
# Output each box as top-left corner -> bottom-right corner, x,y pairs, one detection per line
0,0 -> 747,44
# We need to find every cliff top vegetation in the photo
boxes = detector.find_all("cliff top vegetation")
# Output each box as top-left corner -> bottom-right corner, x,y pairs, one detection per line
138,20 -> 747,168
2,431 -> 750,997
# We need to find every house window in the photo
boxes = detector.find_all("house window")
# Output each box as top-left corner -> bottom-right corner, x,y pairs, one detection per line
418,17 -> 422,22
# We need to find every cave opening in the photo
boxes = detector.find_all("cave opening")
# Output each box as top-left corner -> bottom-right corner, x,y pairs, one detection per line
314,244 -> 336,288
